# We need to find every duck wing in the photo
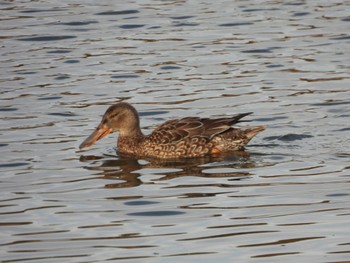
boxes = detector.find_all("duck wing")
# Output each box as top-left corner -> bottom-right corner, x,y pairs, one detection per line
198,112 -> 252,138
148,113 -> 252,144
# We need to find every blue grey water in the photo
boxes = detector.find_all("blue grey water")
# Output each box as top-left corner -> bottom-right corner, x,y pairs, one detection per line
1,0 -> 349,262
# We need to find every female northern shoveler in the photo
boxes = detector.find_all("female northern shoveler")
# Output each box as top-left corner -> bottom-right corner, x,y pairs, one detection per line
79,102 -> 265,159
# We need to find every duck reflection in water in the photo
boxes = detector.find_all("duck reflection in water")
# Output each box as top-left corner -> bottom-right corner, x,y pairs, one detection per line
79,151 -> 259,189
79,102 -> 265,187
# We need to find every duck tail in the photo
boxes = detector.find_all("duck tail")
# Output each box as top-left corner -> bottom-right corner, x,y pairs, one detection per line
245,125 -> 266,139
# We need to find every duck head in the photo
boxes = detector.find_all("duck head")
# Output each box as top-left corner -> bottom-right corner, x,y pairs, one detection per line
79,102 -> 141,149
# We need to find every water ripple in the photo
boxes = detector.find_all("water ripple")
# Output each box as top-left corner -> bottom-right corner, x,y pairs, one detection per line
1,0 -> 350,262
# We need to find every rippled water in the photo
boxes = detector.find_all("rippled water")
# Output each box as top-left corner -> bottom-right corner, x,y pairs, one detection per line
1,0 -> 350,262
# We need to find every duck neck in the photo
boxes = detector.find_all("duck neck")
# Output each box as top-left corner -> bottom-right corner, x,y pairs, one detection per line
119,126 -> 143,138
117,128 -> 144,155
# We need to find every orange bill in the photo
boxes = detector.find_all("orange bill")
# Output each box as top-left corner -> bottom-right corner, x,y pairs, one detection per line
79,124 -> 112,149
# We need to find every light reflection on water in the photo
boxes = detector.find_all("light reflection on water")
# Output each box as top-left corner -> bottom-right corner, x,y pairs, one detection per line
1,0 -> 350,262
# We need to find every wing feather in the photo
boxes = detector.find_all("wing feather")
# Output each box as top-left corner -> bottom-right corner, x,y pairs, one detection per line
148,113 -> 252,144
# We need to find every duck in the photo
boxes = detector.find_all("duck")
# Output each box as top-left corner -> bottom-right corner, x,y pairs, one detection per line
79,102 -> 265,159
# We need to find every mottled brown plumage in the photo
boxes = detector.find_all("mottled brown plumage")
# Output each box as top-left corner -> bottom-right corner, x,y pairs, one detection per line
79,102 -> 265,159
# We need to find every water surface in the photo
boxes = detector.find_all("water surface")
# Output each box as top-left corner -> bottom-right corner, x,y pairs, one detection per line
1,0 -> 350,262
